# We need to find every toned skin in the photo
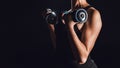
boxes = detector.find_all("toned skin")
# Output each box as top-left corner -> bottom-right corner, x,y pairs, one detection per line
47,0 -> 102,64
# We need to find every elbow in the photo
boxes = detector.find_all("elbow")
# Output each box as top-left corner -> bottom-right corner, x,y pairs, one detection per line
79,52 -> 89,64
79,57 -> 88,64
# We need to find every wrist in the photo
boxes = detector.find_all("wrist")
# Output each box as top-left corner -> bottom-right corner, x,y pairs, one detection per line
48,24 -> 55,32
66,24 -> 74,31
66,22 -> 75,29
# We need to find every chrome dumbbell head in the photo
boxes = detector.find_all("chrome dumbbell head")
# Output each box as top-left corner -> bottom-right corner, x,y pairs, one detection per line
72,8 -> 88,23
45,8 -> 58,24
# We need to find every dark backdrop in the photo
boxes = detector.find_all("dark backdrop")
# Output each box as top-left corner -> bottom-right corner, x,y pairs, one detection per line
1,0 -> 120,68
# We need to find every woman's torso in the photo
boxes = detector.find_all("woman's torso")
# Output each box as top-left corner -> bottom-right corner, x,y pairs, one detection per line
54,6 -> 98,68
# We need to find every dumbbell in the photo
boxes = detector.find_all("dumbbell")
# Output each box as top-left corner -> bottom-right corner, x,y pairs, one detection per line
43,8 -> 58,24
63,8 -> 88,23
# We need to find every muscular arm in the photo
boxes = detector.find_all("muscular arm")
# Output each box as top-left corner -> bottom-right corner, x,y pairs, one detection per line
66,9 -> 102,64
48,24 -> 56,49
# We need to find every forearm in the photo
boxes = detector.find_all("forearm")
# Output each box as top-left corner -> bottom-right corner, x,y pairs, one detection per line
48,24 -> 56,49
67,25 -> 89,63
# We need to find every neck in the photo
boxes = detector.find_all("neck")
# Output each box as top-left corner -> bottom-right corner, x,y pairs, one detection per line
71,0 -> 89,9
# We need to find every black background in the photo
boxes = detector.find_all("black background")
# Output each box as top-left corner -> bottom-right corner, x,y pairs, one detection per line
1,0 -> 120,68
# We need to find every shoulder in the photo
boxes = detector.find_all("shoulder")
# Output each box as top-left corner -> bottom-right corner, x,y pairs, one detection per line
85,7 -> 102,30
88,7 -> 101,18
87,7 -> 102,25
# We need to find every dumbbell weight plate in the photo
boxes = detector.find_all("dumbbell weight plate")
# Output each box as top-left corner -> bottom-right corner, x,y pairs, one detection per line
73,8 -> 88,23
45,8 -> 58,24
